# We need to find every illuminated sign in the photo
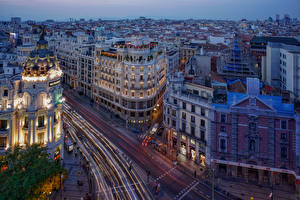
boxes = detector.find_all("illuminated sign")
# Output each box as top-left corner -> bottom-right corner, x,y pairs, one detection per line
49,79 -> 60,87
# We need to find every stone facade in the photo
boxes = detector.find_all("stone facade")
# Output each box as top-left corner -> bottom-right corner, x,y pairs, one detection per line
211,78 -> 300,196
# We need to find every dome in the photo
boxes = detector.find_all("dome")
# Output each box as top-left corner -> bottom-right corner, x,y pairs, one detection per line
22,31 -> 59,77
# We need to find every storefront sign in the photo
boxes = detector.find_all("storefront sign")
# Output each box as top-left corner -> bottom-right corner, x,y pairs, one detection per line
49,79 -> 60,87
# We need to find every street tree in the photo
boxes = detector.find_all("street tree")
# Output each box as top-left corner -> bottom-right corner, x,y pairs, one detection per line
0,144 -> 65,200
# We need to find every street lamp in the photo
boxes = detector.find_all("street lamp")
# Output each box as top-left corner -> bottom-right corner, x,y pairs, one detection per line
60,172 -> 64,200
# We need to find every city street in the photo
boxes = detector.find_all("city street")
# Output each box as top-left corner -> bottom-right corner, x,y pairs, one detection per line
63,103 -> 152,200
63,90 -> 228,200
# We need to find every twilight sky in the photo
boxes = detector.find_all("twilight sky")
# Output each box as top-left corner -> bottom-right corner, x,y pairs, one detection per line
0,0 -> 299,21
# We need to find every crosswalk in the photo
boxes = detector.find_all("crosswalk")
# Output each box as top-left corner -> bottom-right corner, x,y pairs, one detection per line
174,180 -> 200,200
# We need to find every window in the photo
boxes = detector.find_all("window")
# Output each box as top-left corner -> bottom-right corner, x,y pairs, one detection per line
182,102 -> 186,109
190,126 -> 195,136
201,108 -> 205,116
220,114 -> 226,123
0,120 -> 7,130
191,116 -> 195,123
0,137 -> 7,148
174,98 -> 177,105
281,120 -> 287,129
200,130 -> 205,141
24,117 -> 28,128
167,118 -> 170,125
167,108 -> 170,114
171,110 -> 176,117
220,126 -> 226,132
182,112 -> 186,119
191,105 -> 195,113
201,119 -> 205,127
38,116 -> 45,128
54,112 -> 58,123
172,120 -> 176,127
281,133 -> 287,140
249,140 -> 255,152
281,147 -> 287,159
220,139 -> 226,152
3,89 -> 8,97
38,133 -> 44,145
182,122 -> 186,132
130,112 -> 135,117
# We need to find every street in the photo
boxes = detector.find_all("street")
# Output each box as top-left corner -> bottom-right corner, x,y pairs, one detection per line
63,90 -> 228,200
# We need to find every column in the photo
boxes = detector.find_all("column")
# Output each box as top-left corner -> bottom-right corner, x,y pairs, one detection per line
8,118 -> 12,147
226,165 -> 231,176
17,117 -> 20,145
195,141 -> 200,163
47,114 -> 50,143
258,170 -> 264,185
51,113 -> 54,142
32,116 -> 36,144
28,117 -> 31,145
231,166 -> 237,177
243,167 -> 249,183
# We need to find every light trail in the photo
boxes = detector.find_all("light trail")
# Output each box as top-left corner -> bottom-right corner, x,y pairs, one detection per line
63,103 -> 152,200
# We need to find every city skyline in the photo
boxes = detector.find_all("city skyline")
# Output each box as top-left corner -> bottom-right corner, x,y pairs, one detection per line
0,0 -> 300,21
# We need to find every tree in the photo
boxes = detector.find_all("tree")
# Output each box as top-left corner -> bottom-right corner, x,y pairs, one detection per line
0,144 -> 64,200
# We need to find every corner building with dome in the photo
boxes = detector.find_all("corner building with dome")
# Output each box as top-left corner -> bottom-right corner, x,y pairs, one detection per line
0,32 -> 64,159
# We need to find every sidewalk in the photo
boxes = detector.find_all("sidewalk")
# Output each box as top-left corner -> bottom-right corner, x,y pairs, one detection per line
52,148 -> 90,200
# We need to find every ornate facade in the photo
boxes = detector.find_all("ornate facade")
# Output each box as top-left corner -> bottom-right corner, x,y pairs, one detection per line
211,78 -> 300,195
93,39 -> 167,128
0,32 -> 64,159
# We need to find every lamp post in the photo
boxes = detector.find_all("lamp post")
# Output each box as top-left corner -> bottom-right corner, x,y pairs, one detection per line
60,172 -> 63,200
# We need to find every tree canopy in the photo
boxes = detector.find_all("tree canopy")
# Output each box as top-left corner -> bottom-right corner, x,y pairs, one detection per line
0,144 -> 63,200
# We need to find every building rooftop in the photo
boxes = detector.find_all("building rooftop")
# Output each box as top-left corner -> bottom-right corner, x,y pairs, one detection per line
251,36 -> 300,46
213,92 -> 295,116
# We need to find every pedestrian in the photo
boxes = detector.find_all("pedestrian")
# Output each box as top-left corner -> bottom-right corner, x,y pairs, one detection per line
152,180 -> 157,189
194,170 -> 197,178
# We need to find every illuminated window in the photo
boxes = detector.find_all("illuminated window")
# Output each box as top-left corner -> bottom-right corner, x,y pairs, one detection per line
148,65 -> 151,71
140,67 -> 144,72
131,91 -> 135,97
131,66 -> 135,71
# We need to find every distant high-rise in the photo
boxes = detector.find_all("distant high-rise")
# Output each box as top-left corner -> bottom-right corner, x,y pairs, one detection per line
11,17 -> 21,24
276,14 -> 280,22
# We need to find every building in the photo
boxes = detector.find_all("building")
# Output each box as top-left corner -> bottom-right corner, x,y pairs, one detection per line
211,78 -> 300,196
179,42 -> 200,66
93,39 -> 167,128
217,37 -> 257,80
11,17 -> 21,24
163,71 -> 214,165
250,36 -> 300,76
0,32 -> 64,159
55,34 -> 81,90
166,47 -> 180,75
262,42 -> 300,99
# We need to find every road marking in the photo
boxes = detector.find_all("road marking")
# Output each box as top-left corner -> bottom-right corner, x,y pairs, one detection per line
174,180 -> 199,200
155,166 -> 177,182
